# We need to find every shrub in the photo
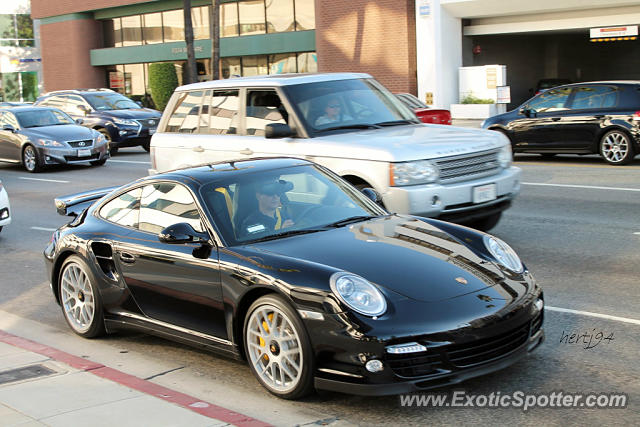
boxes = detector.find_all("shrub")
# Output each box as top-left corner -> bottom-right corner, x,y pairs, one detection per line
461,94 -> 495,104
148,63 -> 178,111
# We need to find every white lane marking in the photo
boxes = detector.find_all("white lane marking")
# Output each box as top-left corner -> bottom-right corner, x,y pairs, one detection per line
634,232 -> 640,235
31,227 -> 57,232
522,182 -> 640,192
19,177 -> 69,184
546,306 -> 640,326
108,159 -> 150,164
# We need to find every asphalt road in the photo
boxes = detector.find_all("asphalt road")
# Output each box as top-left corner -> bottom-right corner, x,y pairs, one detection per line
0,149 -> 638,426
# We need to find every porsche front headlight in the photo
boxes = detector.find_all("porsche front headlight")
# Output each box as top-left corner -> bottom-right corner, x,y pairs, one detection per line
483,235 -> 523,273
390,160 -> 439,186
330,272 -> 387,317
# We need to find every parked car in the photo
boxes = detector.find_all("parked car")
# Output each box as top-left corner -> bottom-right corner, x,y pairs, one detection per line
482,81 -> 640,165
533,78 -> 572,95
35,89 -> 161,154
150,73 -> 520,231
0,180 -> 10,233
0,101 -> 33,108
395,93 -> 452,125
0,106 -> 109,172
46,157 -> 544,399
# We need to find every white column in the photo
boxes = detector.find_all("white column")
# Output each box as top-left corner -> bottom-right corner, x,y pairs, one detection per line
415,0 -> 462,109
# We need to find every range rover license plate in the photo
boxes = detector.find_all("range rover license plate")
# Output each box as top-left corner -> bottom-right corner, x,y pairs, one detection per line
77,149 -> 91,157
473,184 -> 497,204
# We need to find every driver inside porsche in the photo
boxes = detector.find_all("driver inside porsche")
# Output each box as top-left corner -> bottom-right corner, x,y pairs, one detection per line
240,179 -> 295,236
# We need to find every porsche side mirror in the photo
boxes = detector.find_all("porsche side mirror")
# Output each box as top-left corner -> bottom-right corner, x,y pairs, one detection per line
159,222 -> 209,245
265,123 -> 294,139
519,108 -> 531,118
361,187 -> 382,204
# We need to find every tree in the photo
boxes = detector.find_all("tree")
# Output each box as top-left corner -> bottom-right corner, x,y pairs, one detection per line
183,0 -> 198,84
148,63 -> 179,111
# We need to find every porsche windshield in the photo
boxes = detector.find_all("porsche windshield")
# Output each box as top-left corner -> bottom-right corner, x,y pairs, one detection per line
200,164 -> 386,245
282,78 -> 419,135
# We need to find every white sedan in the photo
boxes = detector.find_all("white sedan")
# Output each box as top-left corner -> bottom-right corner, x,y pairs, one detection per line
0,180 -> 11,233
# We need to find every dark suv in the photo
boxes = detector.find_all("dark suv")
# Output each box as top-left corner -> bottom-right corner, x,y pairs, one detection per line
35,89 -> 161,153
482,81 -> 640,165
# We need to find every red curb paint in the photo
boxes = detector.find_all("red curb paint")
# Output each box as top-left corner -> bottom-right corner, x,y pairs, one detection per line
0,330 -> 271,427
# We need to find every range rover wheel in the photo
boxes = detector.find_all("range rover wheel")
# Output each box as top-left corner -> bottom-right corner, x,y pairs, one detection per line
22,145 -> 42,173
244,294 -> 314,399
600,130 -> 635,165
59,255 -> 105,338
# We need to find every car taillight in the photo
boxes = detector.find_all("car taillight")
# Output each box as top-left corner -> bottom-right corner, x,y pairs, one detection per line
633,111 -> 640,121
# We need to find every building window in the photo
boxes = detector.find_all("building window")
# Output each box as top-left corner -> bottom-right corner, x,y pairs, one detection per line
297,52 -> 317,73
221,3 -> 239,37
121,15 -> 142,46
163,9 -> 184,43
221,52 -> 317,78
143,13 -> 163,44
266,0 -> 294,33
0,13 -> 35,47
221,57 -> 242,79
192,6 -> 210,40
113,18 -> 122,47
239,0 -> 266,36
294,0 -> 315,31
269,53 -> 297,74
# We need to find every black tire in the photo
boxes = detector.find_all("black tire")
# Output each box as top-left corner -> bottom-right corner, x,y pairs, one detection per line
467,212 -> 502,232
98,128 -> 117,155
0,226 -> 3,233
90,158 -> 107,166
58,255 -> 105,338
141,140 -> 150,152
600,129 -> 635,165
244,294 -> 315,399
22,144 -> 42,173
491,128 -> 515,155
540,153 -> 556,159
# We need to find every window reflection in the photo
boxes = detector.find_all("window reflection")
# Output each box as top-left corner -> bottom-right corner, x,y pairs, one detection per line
113,18 -> 122,47
294,0 -> 315,30
239,0 -> 266,36
139,183 -> 203,234
99,188 -> 142,228
192,6 -> 210,40
162,9 -> 184,42
222,57 -> 241,78
221,3 -> 239,37
269,53 -> 297,74
166,91 -> 204,133
206,90 -> 240,135
266,0 -> 295,33
143,13 -> 163,44
221,52 -> 317,77
242,55 -> 268,76
297,52 -> 317,73
121,15 -> 142,46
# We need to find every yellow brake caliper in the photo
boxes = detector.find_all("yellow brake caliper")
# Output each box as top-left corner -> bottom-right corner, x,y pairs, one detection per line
259,313 -> 273,362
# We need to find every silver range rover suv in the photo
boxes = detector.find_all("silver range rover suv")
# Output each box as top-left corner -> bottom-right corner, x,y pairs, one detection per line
149,73 -> 520,230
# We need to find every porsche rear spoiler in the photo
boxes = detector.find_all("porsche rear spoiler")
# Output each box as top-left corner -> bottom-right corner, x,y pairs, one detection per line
54,186 -> 120,216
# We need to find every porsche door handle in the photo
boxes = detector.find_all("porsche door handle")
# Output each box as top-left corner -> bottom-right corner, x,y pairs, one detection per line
240,148 -> 254,155
551,117 -> 561,121
119,252 -> 136,264
192,145 -> 204,153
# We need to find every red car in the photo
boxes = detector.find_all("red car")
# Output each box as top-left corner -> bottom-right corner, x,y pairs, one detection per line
395,93 -> 451,125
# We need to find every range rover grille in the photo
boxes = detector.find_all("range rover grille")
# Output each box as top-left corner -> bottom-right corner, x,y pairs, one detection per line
435,149 -> 501,183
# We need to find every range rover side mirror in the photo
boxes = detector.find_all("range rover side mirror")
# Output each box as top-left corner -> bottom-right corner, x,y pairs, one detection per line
136,101 -> 143,107
2,124 -> 16,133
361,187 -> 382,204
158,222 -> 210,245
77,105 -> 90,115
265,123 -> 294,139
75,118 -> 84,125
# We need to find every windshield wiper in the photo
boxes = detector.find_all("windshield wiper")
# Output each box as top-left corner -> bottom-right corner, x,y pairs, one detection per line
246,228 -> 325,243
317,123 -> 381,132
323,215 -> 377,228
374,119 -> 420,126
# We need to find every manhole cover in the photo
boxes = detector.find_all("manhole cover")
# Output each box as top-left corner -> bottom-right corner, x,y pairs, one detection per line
0,364 -> 57,385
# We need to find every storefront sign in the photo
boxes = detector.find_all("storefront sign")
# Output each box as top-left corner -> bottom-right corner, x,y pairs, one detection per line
590,26 -> 638,39
496,86 -> 511,104
486,67 -> 497,89
109,71 -> 124,89
171,46 -> 204,55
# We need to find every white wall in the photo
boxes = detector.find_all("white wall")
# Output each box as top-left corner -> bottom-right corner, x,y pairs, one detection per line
415,0 -> 462,108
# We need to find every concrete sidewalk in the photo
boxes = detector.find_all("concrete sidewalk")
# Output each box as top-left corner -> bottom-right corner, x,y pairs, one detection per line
0,331 -> 269,427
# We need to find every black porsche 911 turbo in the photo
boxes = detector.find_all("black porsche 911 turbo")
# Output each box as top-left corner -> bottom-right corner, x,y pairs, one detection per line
44,157 -> 544,399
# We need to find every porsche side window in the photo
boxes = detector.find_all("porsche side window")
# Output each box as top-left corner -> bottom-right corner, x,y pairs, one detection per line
527,88 -> 571,113
201,89 -> 240,135
139,183 -> 204,234
245,90 -> 287,136
165,90 -> 204,133
99,187 -> 142,227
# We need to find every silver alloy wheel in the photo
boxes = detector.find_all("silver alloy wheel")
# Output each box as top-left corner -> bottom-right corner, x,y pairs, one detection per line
246,304 -> 303,393
601,131 -> 629,163
60,262 -> 95,334
23,145 -> 36,171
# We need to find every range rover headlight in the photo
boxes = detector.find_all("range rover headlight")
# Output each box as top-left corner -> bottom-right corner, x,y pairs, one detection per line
483,235 -> 523,273
330,272 -> 387,317
113,118 -> 138,126
497,143 -> 512,168
390,160 -> 439,186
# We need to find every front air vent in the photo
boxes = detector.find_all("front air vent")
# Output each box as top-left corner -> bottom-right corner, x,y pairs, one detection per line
91,242 -> 118,281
